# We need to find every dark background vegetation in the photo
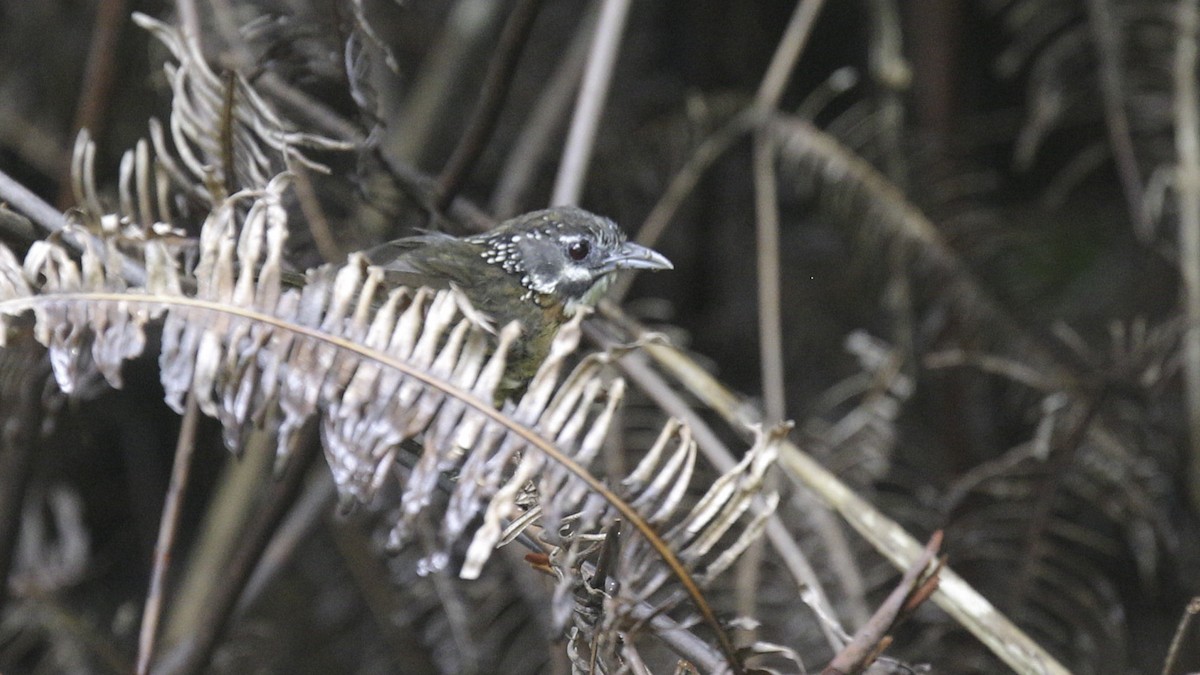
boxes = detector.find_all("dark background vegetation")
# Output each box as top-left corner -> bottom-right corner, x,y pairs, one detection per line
2,0 -> 1200,673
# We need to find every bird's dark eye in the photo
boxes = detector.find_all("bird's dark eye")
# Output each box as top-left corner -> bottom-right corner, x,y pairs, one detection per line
567,239 -> 591,261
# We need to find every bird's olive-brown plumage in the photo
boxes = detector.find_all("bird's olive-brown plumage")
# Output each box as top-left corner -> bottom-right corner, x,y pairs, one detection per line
364,207 -> 671,394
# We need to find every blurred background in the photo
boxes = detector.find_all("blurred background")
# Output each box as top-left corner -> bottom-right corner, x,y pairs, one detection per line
1,1 -> 1198,673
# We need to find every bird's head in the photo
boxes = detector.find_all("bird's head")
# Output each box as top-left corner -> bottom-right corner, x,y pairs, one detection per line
471,207 -> 672,314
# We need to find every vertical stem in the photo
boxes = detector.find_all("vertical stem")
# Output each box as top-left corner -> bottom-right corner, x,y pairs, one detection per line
550,0 -> 632,206
747,0 -> 828,424
742,0 -> 827,644
57,0 -> 129,208
1175,0 -> 1200,516
752,132 -> 787,425
136,396 -> 201,675
755,0 -> 827,110
490,5 -> 597,218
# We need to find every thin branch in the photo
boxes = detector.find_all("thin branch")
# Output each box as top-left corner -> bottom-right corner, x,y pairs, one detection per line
923,349 -> 1063,392
752,132 -> 786,425
746,2 -> 827,641
57,0 -> 129,208
291,165 -> 342,264
0,167 -> 70,235
754,0 -> 828,111
490,5 -> 596,218
822,531 -> 942,675
392,1 -> 506,165
1174,0 -> 1200,516
435,0 -> 546,212
550,0 -> 632,206
1161,597 -> 1200,675
868,0 -> 911,186
326,512 -> 444,673
609,108 -> 759,303
136,396 -> 201,675
745,129 -> 784,648
618,0 -> 825,304
219,70 -> 237,198
237,472 -> 336,612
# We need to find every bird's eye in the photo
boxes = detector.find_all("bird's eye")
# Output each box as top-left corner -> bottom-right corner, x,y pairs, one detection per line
567,239 -> 591,261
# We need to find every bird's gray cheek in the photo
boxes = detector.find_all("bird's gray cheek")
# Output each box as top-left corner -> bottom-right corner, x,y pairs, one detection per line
526,263 -> 560,294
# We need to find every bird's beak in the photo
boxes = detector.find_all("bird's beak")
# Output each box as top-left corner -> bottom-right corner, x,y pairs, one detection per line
605,241 -> 673,272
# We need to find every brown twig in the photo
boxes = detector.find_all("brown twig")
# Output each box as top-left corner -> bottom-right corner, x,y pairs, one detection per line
291,165 -> 342,264
56,0 -> 129,209
823,531 -> 942,675
136,396 -> 201,675
219,70 -> 238,199
435,0 -> 546,212
153,428 -> 322,675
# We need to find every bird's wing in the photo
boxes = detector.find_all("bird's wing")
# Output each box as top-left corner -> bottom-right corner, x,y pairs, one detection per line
364,233 -> 478,291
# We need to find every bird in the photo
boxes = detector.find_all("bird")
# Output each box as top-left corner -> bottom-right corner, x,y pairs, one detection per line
362,206 -> 672,395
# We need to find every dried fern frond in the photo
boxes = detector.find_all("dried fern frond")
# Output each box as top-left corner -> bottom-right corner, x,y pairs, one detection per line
0,172 -> 779,670
0,8 -> 785,671
67,12 -> 351,232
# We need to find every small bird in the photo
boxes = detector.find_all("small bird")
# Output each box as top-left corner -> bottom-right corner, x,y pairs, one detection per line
364,206 -> 672,394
